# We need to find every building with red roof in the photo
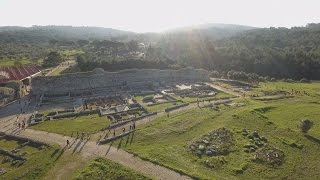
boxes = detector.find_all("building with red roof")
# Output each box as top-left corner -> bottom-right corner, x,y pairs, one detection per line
0,64 -> 42,84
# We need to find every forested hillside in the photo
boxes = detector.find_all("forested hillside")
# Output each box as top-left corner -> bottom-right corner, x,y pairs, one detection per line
214,23 -> 320,79
1,24 -> 320,80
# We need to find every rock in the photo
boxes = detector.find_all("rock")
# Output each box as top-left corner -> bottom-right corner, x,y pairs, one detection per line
248,135 -> 254,139
249,147 -> 256,152
206,150 -> 213,156
260,136 -> 267,142
252,131 -> 260,138
189,145 -> 196,150
242,131 -> 248,136
195,150 -> 202,156
198,145 -> 205,151
203,140 -> 209,144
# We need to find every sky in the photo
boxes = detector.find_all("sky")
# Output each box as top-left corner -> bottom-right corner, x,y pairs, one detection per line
0,0 -> 319,32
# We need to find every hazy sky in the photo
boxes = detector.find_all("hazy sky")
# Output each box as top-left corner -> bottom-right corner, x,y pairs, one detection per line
0,0 -> 319,32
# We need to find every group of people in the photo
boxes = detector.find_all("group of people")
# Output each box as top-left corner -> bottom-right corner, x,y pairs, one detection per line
17,119 -> 26,130
102,121 -> 136,140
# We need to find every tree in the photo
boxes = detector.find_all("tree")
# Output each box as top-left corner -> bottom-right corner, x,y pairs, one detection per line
43,51 -> 63,67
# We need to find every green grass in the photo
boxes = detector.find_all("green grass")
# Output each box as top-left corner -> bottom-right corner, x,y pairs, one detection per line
0,140 -> 62,180
49,66 -> 67,76
251,81 -> 320,96
118,91 -> 320,179
31,114 -> 110,136
73,158 -> 151,180
0,139 -> 20,150
60,50 -> 84,56
0,58 -> 38,67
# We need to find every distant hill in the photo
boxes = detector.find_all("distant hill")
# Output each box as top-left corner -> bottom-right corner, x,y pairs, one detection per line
0,26 -> 135,44
166,23 -> 257,40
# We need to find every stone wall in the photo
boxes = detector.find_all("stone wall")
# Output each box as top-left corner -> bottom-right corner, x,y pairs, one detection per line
31,68 -> 210,96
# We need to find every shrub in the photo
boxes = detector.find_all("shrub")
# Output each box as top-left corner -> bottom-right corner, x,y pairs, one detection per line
298,119 -> 313,133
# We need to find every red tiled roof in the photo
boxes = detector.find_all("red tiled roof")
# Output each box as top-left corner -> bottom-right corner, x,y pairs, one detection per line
0,64 -> 41,83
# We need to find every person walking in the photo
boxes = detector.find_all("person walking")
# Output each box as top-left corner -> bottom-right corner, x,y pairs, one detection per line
67,139 -> 70,147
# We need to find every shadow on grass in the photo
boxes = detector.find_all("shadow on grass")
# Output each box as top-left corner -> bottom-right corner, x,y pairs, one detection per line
54,145 -> 67,162
50,148 -> 60,157
305,134 -> 320,144
129,131 -> 135,145
117,138 -> 123,150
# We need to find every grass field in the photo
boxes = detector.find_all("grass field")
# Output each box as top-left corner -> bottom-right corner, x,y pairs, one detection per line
251,81 -> 320,96
0,58 -> 39,67
118,82 -> 320,179
73,158 -> 151,180
31,114 -> 110,136
0,139 -> 61,179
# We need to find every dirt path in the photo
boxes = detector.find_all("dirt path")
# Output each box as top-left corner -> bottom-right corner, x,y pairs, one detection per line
18,129 -> 191,180
206,82 -> 242,97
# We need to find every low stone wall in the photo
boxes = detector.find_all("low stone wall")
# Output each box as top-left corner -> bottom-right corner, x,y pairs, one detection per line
165,103 -> 189,112
105,112 -> 157,130
0,132 -> 49,147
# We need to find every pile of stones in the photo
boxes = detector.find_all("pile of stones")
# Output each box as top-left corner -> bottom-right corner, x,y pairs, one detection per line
242,129 -> 284,166
254,145 -> 284,166
189,128 -> 234,157
242,129 -> 268,153
0,168 -> 6,176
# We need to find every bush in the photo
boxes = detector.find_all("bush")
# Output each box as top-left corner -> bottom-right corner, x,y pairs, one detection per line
299,119 -> 313,133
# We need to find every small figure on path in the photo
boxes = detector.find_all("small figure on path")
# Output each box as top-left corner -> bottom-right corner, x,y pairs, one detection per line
113,130 -> 116,137
67,139 -> 70,147
18,122 -> 21,129
133,122 -> 136,129
122,127 -> 125,134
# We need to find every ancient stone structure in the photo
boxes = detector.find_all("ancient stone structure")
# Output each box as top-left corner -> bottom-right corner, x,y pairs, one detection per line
31,68 -> 210,97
